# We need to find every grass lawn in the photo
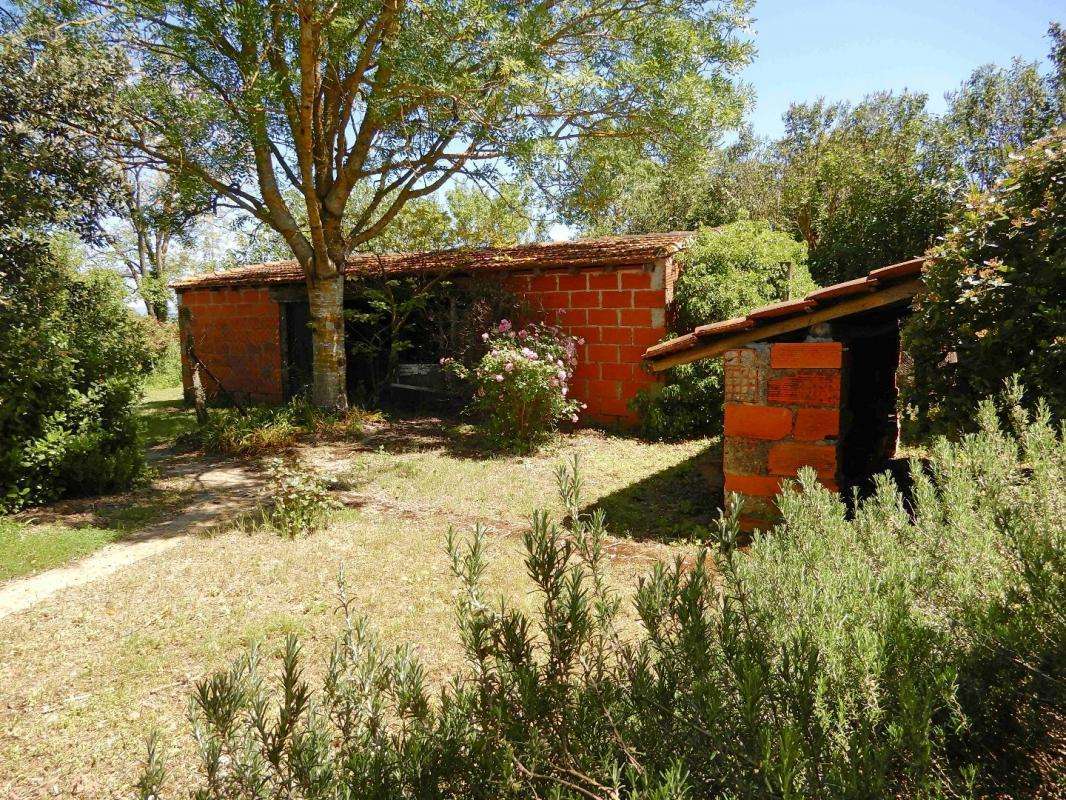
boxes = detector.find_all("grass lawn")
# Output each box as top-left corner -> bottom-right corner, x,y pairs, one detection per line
0,386 -> 197,585
0,414 -> 718,798
0,519 -> 119,583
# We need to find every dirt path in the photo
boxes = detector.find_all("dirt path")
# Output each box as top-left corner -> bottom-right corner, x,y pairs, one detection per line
0,461 -> 268,620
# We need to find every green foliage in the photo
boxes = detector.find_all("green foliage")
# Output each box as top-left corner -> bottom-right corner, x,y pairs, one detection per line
0,17 -> 153,510
635,219 -> 812,440
944,23 -> 1066,190
144,394 -> 1065,798
184,398 -> 372,457
0,517 -> 118,581
778,92 -> 959,285
903,127 -> 1066,434
444,322 -> 582,452
262,458 -> 337,539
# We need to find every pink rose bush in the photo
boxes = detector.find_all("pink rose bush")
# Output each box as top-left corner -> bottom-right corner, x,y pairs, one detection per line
442,320 -> 582,450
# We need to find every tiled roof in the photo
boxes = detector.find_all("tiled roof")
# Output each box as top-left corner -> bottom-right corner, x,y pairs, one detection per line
173,231 -> 694,290
643,257 -> 926,368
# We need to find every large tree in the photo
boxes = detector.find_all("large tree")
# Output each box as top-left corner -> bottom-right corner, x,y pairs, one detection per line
94,167 -> 216,320
90,0 -> 753,410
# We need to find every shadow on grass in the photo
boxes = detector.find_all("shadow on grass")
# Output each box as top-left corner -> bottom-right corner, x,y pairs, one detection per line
139,391 -> 198,450
585,441 -> 724,543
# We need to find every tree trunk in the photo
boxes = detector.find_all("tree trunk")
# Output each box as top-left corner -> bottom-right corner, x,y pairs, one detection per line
307,273 -> 348,412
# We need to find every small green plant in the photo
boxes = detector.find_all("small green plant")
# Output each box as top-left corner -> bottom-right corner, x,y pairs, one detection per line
443,320 -> 583,451
262,458 -> 337,538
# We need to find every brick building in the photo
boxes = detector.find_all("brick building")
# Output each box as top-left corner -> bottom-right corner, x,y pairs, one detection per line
642,257 -> 924,530
173,232 -> 693,425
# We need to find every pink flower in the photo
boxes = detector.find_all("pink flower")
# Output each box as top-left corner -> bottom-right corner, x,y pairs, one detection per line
494,374 -> 504,382
481,332 -> 490,341
577,338 -> 585,346
561,386 -> 568,396
580,403 -> 587,409
504,362 -> 514,372
557,369 -> 567,380
570,414 -> 579,423
498,319 -> 512,333
517,330 -> 528,340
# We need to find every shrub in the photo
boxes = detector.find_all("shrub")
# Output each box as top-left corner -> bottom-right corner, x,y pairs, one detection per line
142,388 -> 1064,799
903,126 -> 1066,434
262,458 -> 337,538
443,320 -> 583,450
636,219 -> 813,439
185,398 -> 373,457
1,261 -> 154,511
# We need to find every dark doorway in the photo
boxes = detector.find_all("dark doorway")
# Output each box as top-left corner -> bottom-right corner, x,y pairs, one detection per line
840,318 -> 903,483
282,301 -> 313,401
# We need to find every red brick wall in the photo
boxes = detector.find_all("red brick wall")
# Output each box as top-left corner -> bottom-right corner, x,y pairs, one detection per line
177,287 -> 283,404
503,261 -> 672,424
722,342 -> 843,531
176,258 -> 676,422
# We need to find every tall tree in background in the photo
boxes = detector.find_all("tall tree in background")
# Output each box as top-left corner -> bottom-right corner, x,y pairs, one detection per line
944,24 -> 1066,190
91,0 -> 753,410
776,92 -> 957,285
95,167 -> 215,321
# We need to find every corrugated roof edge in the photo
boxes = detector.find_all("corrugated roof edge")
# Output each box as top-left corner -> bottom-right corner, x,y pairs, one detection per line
172,231 -> 695,290
643,257 -> 925,363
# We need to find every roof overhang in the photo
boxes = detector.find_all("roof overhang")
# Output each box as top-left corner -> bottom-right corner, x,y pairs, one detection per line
643,257 -> 925,372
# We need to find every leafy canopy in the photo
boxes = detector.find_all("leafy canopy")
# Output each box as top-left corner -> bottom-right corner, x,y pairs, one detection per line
100,0 -> 755,277
903,125 -> 1066,434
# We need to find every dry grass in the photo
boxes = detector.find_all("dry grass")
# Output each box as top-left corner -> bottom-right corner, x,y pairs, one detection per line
0,419 -> 717,798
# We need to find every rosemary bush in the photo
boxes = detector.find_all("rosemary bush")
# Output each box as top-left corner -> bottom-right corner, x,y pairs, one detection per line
141,389 -> 1064,799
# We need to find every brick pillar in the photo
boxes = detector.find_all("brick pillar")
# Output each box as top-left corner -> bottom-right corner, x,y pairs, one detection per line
722,342 -> 843,531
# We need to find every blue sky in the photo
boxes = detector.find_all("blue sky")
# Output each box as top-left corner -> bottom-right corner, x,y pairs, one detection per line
741,0 -> 1061,139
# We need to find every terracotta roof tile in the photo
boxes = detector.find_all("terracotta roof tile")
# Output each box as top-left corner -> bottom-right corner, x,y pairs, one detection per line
805,276 -> 879,302
867,257 -> 925,282
746,297 -> 817,320
693,316 -> 756,338
643,256 -> 927,366
644,333 -> 698,358
173,232 -> 694,290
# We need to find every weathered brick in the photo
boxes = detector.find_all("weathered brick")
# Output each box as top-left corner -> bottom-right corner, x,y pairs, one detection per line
724,404 -> 793,440
572,326 -> 601,344
588,308 -> 617,325
601,362 -> 634,381
570,290 -> 599,307
631,327 -> 666,348
619,308 -> 653,326
557,308 -> 587,326
530,274 -> 558,291
618,344 -> 649,362
633,289 -> 666,308
723,437 -> 771,475
600,326 -> 633,345
538,291 -> 570,309
588,344 -> 619,363
602,290 -> 632,308
587,379 -> 620,399
620,271 -> 652,289
588,272 -> 619,289
723,347 -> 769,404
724,474 -> 786,497
767,373 -> 841,407
770,342 -> 843,369
793,408 -> 840,441
768,443 -> 837,478
557,273 -> 587,290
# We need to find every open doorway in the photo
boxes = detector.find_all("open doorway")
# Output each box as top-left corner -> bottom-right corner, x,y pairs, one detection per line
839,315 -> 904,484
